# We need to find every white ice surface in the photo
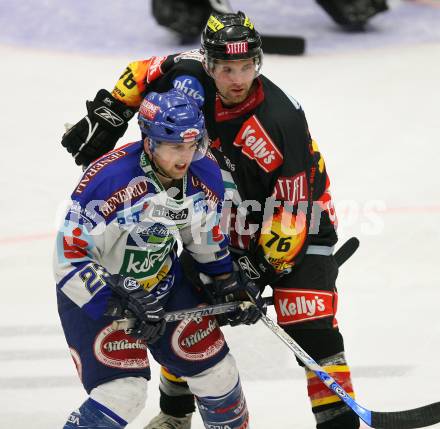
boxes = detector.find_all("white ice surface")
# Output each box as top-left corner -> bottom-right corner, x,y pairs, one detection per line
1,24 -> 440,429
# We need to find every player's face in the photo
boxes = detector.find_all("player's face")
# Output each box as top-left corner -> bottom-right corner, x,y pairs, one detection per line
151,140 -> 198,180
211,59 -> 256,105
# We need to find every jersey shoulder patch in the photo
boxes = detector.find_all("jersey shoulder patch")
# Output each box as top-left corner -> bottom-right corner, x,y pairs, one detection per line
172,74 -> 205,107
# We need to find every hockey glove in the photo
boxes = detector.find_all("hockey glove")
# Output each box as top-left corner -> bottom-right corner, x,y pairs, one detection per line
61,89 -> 135,167
235,244 -> 283,291
106,274 -> 166,344
211,271 -> 267,327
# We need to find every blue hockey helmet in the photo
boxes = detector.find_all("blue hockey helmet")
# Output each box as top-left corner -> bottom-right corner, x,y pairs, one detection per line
138,88 -> 208,161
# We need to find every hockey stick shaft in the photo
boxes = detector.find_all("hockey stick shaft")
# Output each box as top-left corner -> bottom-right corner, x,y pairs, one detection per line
112,238 -> 359,331
260,314 -> 374,425
260,307 -> 440,428
334,236 -> 359,267
112,297 -> 273,331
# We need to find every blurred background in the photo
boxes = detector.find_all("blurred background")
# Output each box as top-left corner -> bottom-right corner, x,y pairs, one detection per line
1,0 -> 440,56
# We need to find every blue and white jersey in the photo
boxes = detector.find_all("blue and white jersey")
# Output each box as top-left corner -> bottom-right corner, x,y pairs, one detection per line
54,141 -> 231,320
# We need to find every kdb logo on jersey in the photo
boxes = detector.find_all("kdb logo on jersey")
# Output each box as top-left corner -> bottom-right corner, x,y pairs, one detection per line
171,314 -> 225,361
94,324 -> 149,369
173,76 -> 205,106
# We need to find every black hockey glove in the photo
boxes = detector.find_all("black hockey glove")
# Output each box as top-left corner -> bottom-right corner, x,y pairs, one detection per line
210,271 -> 267,327
235,244 -> 283,291
61,89 -> 136,167
106,274 -> 166,344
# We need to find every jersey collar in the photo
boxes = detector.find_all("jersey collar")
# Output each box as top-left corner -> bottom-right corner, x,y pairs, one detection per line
215,78 -> 264,122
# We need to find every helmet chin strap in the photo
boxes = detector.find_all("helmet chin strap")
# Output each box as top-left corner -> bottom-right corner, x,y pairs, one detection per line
149,153 -> 183,195
151,157 -> 174,181
144,139 -> 174,181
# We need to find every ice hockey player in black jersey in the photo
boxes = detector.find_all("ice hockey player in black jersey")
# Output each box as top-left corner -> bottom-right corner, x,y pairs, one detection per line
61,11 -> 360,429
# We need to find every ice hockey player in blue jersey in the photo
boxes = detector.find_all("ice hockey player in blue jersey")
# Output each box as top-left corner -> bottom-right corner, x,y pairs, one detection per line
54,88 -> 264,428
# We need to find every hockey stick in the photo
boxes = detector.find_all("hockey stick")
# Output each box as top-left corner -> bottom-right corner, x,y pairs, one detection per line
260,314 -> 440,428
112,237 -> 359,331
112,297 -> 274,331
334,236 -> 359,267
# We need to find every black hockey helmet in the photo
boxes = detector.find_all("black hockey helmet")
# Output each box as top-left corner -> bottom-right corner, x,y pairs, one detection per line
201,11 -> 263,75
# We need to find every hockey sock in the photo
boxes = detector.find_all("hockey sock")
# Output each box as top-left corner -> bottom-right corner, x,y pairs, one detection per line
159,366 -> 196,417
63,398 -> 127,428
195,379 -> 249,429
306,352 -> 359,428
315,404 -> 360,429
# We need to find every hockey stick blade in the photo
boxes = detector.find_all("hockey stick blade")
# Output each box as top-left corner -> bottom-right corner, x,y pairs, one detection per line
261,35 -> 305,55
334,236 -> 359,267
371,402 -> 440,429
260,313 -> 440,428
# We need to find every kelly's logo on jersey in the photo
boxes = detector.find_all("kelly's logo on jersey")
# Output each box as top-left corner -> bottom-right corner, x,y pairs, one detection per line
274,288 -> 337,326
233,115 -> 283,173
